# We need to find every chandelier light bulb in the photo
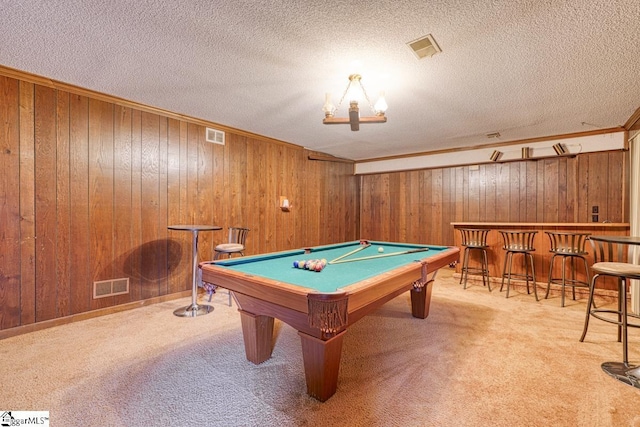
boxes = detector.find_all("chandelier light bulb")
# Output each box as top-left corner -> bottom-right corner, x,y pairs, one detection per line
323,93 -> 335,117
322,73 -> 387,130
374,91 -> 388,116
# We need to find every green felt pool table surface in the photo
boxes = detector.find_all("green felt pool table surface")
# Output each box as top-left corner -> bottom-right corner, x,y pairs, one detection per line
211,240 -> 452,292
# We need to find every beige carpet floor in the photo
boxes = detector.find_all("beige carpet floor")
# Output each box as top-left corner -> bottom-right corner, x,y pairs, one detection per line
1,268 -> 639,426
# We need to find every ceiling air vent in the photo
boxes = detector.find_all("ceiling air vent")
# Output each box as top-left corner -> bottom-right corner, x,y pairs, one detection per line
407,34 -> 442,59
206,128 -> 225,145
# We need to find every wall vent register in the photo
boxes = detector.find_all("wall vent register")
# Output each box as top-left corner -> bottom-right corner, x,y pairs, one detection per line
206,128 -> 225,145
93,278 -> 130,299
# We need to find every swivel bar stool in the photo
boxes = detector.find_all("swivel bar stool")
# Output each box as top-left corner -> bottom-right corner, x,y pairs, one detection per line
214,227 -> 250,260
545,231 -> 591,307
580,235 -> 640,385
203,227 -> 250,306
499,230 -> 538,300
458,228 -> 491,290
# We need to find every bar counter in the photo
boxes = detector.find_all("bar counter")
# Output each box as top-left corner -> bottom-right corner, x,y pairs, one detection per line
451,222 -> 630,293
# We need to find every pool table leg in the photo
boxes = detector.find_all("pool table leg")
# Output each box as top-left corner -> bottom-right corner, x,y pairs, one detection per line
298,330 -> 346,402
410,279 -> 434,319
239,310 -> 275,364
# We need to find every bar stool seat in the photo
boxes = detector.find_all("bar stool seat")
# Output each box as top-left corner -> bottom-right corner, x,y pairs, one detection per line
214,227 -> 250,260
580,262 -> 640,340
458,228 -> 491,291
499,230 -> 539,300
592,262 -> 640,277
544,231 -> 591,307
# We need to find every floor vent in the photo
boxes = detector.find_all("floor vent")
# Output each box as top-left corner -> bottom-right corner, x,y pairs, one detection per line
93,278 -> 130,299
206,128 -> 225,145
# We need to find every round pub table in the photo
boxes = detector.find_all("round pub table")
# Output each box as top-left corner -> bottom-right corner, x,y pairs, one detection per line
168,224 -> 221,317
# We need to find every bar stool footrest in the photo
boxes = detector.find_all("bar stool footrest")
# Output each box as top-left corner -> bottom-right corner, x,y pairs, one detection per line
548,278 -> 590,288
589,309 -> 640,329
501,273 -> 535,282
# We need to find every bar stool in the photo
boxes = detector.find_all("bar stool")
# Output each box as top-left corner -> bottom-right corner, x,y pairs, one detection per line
205,227 -> 250,306
499,230 -> 538,300
458,228 -> 491,291
580,236 -> 640,383
214,227 -> 250,259
544,231 -> 591,307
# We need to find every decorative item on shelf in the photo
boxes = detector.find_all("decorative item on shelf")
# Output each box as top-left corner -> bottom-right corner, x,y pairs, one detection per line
280,196 -> 291,212
521,147 -> 532,159
490,150 -> 503,162
322,74 -> 387,131
553,143 -> 567,155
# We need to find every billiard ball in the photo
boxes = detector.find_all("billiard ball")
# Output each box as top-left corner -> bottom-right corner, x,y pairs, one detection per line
378,247 -> 384,253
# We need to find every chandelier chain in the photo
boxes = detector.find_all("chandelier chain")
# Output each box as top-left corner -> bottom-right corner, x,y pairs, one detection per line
334,79 -> 376,114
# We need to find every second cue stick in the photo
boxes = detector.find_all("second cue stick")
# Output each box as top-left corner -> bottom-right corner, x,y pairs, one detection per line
330,247 -> 429,264
329,243 -> 371,264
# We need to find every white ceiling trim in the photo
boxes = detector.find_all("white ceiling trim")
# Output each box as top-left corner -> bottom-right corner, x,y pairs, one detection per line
354,131 -> 626,174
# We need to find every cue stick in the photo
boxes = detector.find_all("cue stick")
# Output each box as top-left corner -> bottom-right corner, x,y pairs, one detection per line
328,243 -> 371,264
330,247 -> 429,264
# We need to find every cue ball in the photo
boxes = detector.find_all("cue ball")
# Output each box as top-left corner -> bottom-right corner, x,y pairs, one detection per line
378,247 -> 384,253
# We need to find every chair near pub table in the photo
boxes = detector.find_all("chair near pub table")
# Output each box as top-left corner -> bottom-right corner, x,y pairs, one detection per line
202,227 -> 250,306
580,236 -> 640,357
544,231 -> 591,307
214,227 -> 250,260
499,230 -> 539,300
458,228 -> 492,291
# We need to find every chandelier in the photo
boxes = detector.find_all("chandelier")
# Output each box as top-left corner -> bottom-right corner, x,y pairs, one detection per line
322,74 -> 387,131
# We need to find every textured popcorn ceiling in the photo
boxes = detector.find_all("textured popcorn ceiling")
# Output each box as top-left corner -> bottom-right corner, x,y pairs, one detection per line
1,1 -> 639,160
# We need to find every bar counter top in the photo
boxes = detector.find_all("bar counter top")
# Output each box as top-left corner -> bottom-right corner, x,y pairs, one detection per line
451,222 -> 629,228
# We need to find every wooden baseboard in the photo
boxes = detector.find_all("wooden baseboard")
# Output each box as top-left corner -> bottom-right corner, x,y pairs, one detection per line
0,290 -> 191,340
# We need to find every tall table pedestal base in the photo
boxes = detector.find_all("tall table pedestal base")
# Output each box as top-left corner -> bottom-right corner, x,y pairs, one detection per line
602,362 -> 640,389
168,224 -> 221,318
173,303 -> 213,317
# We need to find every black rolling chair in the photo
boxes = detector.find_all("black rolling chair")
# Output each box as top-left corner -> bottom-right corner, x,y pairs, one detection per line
458,228 -> 491,291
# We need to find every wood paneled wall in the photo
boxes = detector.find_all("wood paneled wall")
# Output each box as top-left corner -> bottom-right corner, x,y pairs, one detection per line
0,75 -> 359,331
0,67 -> 630,334
360,152 -> 628,245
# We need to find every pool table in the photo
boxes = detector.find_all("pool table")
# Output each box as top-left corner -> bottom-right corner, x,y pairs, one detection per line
200,240 -> 459,401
